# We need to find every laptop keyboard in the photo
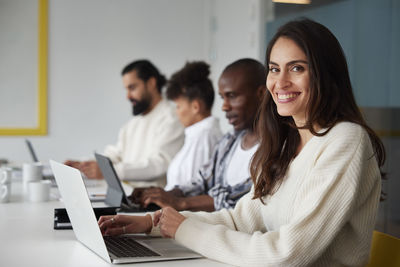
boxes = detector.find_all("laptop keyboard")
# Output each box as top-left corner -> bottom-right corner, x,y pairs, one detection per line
104,236 -> 161,258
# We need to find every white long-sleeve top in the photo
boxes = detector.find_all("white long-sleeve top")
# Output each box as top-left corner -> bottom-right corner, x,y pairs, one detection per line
104,99 -> 184,183
165,122 -> 381,266
165,116 -> 222,190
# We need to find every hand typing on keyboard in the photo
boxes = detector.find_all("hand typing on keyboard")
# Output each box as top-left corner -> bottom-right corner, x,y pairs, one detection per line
98,214 -> 153,236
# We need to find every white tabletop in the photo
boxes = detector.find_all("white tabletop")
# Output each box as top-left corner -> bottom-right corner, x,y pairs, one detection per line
0,176 -> 230,267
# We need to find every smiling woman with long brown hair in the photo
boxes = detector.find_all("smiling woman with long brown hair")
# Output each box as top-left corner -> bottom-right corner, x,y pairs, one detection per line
99,18 -> 385,266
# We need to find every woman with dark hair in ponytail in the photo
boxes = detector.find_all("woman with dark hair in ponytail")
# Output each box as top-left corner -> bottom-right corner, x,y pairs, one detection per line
131,61 -> 223,202
99,19 -> 385,266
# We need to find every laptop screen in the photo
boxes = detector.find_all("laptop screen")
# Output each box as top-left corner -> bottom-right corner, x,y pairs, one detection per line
94,153 -> 130,207
25,139 -> 39,162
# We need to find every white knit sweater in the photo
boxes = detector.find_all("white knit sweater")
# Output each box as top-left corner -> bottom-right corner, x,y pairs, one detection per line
104,99 -> 184,183
169,122 -> 381,266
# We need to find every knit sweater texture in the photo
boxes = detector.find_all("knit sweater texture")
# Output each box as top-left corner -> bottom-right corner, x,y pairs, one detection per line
104,99 -> 184,184
163,122 -> 381,266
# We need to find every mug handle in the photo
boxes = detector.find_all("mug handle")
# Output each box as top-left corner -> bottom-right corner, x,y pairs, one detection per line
1,185 -> 7,199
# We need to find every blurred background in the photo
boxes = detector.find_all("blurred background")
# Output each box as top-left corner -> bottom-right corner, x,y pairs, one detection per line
0,0 -> 399,237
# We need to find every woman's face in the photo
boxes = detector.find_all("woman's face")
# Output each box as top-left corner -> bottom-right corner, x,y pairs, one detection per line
174,96 -> 198,127
266,37 -> 311,125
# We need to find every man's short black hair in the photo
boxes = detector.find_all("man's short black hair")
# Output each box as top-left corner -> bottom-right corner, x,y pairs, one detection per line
166,61 -> 214,111
121,60 -> 166,93
222,58 -> 266,90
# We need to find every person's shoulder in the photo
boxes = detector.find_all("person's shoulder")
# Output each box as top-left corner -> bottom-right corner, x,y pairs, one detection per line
193,117 -> 223,137
158,99 -> 175,112
192,123 -> 223,147
208,116 -> 223,137
213,130 -> 239,147
220,130 -> 236,140
317,122 -> 369,152
121,116 -> 139,128
152,99 -> 179,121
325,121 -> 365,140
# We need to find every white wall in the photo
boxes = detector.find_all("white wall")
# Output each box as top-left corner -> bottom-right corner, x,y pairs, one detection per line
206,0 -> 273,132
0,0 -> 38,128
0,0 -> 273,164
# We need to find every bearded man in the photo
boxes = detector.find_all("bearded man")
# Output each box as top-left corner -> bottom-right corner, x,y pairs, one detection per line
65,60 -> 184,187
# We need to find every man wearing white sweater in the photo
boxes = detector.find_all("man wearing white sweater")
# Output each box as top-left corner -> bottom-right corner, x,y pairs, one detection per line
66,60 -> 184,187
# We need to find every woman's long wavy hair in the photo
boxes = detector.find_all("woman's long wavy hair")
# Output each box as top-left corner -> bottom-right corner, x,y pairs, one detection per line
250,18 -> 386,201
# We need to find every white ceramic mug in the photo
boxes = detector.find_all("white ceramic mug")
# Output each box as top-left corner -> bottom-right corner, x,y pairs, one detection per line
23,163 -> 43,193
0,167 -> 12,184
28,180 -> 51,202
0,184 -> 11,203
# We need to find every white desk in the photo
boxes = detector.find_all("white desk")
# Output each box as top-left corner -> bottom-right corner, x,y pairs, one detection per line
0,178 -> 230,267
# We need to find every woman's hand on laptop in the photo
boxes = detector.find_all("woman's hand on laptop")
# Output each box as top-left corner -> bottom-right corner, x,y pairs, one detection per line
153,207 -> 185,238
98,214 -> 152,236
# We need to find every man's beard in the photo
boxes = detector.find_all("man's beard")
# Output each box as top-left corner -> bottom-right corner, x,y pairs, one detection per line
132,96 -> 151,115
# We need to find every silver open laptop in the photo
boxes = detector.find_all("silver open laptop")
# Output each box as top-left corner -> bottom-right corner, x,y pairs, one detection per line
50,160 -> 202,264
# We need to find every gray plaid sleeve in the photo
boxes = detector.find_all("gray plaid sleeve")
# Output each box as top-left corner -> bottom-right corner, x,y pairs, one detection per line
178,172 -> 206,196
177,136 -> 222,196
177,154 -> 216,196
175,132 -> 251,210
208,177 -> 253,210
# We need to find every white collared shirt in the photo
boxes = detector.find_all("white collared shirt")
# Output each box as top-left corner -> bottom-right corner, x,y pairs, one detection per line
165,116 -> 223,190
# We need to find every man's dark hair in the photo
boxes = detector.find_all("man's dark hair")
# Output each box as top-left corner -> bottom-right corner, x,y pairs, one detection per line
121,60 -> 166,93
222,58 -> 267,90
166,61 -> 214,111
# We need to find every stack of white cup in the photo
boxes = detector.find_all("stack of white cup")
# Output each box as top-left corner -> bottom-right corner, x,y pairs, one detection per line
0,167 -> 12,203
28,180 -> 51,202
23,162 -> 43,193
22,162 -> 51,202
